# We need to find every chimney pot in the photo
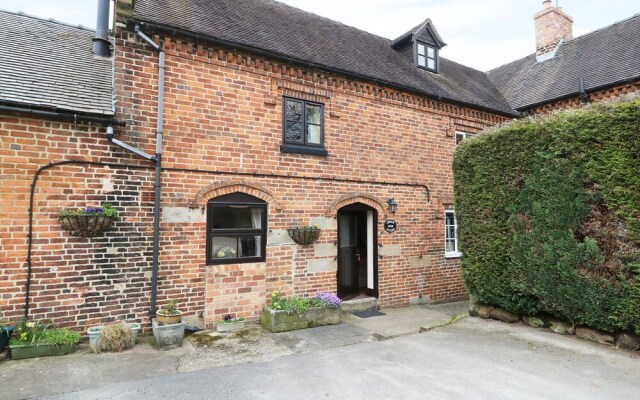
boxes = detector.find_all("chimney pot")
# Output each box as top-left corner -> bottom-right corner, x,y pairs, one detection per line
542,0 -> 553,9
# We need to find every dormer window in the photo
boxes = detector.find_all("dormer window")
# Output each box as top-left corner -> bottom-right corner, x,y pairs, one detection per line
391,19 -> 445,74
417,42 -> 437,71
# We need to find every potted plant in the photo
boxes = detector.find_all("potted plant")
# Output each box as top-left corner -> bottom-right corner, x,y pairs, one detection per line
0,308 -> 16,357
87,322 -> 141,352
58,202 -> 118,237
216,315 -> 246,332
287,224 -> 321,245
261,290 -> 342,333
153,300 -> 186,349
156,300 -> 182,326
9,319 -> 81,360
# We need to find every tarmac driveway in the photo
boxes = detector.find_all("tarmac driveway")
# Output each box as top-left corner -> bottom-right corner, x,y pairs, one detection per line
47,317 -> 639,400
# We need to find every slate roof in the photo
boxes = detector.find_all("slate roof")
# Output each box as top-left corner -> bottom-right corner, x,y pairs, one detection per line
0,10 -> 114,115
488,14 -> 640,111
131,0 -> 516,116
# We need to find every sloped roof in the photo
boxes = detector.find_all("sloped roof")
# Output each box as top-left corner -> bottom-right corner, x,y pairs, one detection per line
131,0 -> 516,116
0,10 -> 114,115
488,14 -> 640,111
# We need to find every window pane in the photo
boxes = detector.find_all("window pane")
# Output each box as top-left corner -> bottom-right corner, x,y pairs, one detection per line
456,133 -> 465,144
285,121 -> 304,143
307,124 -> 321,145
427,46 -> 435,58
306,104 -> 321,124
447,225 -> 456,240
210,236 -> 238,259
445,212 -> 455,226
239,236 -> 262,258
445,239 -> 456,252
417,43 -> 425,56
418,55 -> 426,67
285,99 -> 303,122
427,58 -> 436,70
232,207 -> 263,229
212,207 -> 237,229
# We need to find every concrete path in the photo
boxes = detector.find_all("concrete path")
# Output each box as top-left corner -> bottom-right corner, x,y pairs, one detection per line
2,302 -> 638,399
47,317 -> 639,400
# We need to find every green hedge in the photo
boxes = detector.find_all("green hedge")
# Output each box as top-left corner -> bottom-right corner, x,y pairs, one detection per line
453,99 -> 640,334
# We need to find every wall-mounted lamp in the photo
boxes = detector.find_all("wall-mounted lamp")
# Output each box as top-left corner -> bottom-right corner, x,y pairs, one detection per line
387,198 -> 398,214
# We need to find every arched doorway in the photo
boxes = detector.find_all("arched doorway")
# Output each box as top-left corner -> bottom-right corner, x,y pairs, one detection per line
337,203 -> 378,300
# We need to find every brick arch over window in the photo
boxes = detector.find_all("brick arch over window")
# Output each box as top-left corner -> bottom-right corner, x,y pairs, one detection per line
190,181 -> 281,210
327,192 -> 388,219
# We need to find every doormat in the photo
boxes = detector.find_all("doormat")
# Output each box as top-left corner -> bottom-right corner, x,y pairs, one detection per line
352,310 -> 386,318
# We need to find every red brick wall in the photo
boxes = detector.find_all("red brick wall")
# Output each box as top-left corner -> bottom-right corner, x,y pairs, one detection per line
0,23 -> 509,331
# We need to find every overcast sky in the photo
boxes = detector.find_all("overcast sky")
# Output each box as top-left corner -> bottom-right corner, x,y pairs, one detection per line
0,0 -> 637,71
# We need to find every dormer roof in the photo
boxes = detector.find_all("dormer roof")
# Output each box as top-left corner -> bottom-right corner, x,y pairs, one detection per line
391,19 -> 447,49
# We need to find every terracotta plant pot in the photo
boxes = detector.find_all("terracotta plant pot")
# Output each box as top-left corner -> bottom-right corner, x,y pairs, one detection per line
156,311 -> 182,326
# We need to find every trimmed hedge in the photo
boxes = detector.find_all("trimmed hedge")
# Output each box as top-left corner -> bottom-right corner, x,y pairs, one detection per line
453,99 -> 640,334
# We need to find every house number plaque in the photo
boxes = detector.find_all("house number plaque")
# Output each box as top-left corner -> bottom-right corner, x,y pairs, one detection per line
384,220 -> 397,233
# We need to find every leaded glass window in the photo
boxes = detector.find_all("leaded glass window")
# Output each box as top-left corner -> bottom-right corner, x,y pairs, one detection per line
283,97 -> 324,148
417,42 -> 437,72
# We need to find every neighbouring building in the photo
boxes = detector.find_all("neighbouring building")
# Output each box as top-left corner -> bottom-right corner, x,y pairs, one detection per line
0,0 -> 638,331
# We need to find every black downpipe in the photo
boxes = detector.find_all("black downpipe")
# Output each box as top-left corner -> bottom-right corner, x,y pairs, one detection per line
134,25 -> 165,320
23,160 -> 430,318
92,0 -> 112,57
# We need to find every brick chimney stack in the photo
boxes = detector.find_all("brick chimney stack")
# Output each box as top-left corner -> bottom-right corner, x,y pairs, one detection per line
534,0 -> 573,61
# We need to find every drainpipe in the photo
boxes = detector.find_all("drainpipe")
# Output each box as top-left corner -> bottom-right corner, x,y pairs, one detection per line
135,25 -> 165,319
92,0 -> 111,57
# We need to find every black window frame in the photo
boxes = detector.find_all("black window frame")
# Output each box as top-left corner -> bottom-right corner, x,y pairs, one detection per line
206,193 -> 268,265
416,41 -> 438,73
280,96 -> 328,157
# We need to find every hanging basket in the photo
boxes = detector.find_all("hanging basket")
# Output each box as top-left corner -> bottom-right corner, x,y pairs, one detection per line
58,215 -> 115,238
287,227 -> 321,245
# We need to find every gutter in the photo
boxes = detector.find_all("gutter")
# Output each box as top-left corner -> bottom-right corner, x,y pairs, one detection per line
0,104 -> 124,126
128,19 -> 520,119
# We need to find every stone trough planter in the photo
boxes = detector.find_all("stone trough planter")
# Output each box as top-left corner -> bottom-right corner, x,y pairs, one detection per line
216,319 -> 246,333
87,323 -> 141,352
261,307 -> 341,333
10,343 -> 76,360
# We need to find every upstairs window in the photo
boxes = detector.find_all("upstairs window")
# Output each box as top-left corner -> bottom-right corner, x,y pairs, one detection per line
281,97 -> 327,156
417,42 -> 437,72
456,131 -> 473,145
206,193 -> 267,265
445,210 -> 461,258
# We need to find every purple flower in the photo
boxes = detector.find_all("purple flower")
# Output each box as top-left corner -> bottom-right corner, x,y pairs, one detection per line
83,207 -> 103,214
315,292 -> 341,307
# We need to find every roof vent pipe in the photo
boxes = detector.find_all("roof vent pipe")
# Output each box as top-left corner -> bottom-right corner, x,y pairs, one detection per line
92,0 -> 111,57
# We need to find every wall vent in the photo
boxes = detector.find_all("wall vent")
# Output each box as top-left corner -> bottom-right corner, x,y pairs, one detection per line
141,191 -> 155,203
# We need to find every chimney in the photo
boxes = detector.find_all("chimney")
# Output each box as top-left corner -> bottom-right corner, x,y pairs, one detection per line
534,0 -> 573,61
92,0 -> 111,57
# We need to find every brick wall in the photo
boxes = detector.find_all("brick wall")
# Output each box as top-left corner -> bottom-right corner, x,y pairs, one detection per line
0,22 -> 509,332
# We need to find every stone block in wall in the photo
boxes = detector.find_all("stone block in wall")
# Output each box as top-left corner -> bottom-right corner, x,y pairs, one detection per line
267,230 -> 295,245
314,243 -> 337,258
309,217 -> 337,230
308,258 -> 337,273
410,255 -> 431,267
162,207 -> 206,223
379,244 -> 401,257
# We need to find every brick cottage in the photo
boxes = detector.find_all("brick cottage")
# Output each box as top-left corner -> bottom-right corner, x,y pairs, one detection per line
0,0 -> 638,331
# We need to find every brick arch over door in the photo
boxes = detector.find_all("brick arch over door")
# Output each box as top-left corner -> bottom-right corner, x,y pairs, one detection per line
327,192 -> 388,219
191,181 -> 281,210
